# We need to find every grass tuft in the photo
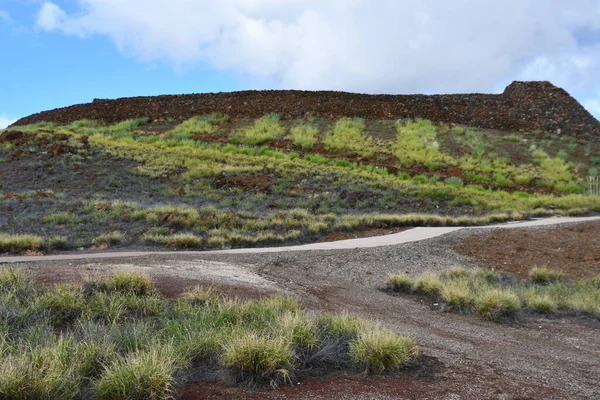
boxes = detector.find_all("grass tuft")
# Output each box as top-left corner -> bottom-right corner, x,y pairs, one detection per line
475,289 -> 521,320
349,328 -> 418,373
529,268 -> 566,284
386,274 -> 415,292
0,233 -> 44,253
84,272 -> 154,296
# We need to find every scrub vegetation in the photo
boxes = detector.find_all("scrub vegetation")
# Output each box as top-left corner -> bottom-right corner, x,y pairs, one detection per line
387,267 -> 600,321
0,269 -> 418,399
2,114 -> 600,254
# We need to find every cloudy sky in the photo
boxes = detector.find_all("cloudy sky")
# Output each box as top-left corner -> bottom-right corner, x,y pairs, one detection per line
1,0 -> 600,128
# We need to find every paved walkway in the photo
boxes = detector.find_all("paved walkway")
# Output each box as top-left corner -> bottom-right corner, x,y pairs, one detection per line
1,215 -> 599,263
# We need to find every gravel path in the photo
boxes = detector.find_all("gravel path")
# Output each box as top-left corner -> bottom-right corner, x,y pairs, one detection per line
2,216 -> 599,264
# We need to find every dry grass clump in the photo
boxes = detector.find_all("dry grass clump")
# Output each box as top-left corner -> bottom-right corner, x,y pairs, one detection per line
529,267 -> 566,284
386,267 -> 600,321
0,233 -> 44,253
349,329 -> 418,373
386,274 -> 414,292
83,272 -> 155,296
475,289 -> 521,320
93,231 -> 124,246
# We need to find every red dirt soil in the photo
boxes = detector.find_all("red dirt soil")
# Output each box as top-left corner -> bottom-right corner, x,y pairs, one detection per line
455,221 -> 600,279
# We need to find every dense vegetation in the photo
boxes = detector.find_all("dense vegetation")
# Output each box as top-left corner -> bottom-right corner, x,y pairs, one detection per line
0,269 -> 418,399
1,114 -> 600,253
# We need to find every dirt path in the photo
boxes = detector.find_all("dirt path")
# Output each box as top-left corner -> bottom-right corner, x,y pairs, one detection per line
2,218 -> 600,399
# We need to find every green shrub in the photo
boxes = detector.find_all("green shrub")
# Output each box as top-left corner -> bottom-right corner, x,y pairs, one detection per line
349,329 -> 418,372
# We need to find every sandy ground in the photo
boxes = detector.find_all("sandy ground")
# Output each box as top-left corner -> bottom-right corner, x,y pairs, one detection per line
2,221 -> 600,399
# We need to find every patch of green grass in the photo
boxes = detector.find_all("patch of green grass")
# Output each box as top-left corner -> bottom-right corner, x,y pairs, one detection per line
84,272 -> 155,296
349,328 -> 418,373
475,289 -> 521,320
0,270 -> 424,396
108,118 -> 149,132
414,272 -> 443,296
395,119 -> 446,170
221,335 -> 293,386
324,118 -> 375,157
93,231 -> 124,246
42,212 -> 81,225
94,345 -> 184,400
0,233 -> 44,252
232,113 -> 286,145
387,268 -> 600,320
167,114 -> 229,140
386,274 -> 414,292
503,135 -> 522,143
290,124 -> 318,149
529,268 -> 566,284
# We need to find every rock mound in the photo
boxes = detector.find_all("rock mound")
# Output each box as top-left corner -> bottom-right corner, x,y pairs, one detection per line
11,81 -> 600,137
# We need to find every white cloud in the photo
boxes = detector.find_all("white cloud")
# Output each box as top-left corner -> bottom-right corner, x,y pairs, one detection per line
0,116 -> 16,130
34,1 -> 600,98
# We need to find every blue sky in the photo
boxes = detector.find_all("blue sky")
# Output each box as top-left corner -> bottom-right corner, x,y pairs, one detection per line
1,0 -> 600,128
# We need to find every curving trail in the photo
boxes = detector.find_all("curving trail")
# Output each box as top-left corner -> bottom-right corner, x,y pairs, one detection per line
2,215 -> 599,263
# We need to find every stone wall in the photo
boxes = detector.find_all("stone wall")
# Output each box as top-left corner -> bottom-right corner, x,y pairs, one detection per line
11,81 -> 600,137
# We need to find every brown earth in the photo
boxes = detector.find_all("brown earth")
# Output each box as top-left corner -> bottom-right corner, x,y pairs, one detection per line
11,81 -> 600,139
455,221 -> 600,279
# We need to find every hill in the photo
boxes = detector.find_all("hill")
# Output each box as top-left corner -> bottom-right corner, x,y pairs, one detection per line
1,81 -> 600,254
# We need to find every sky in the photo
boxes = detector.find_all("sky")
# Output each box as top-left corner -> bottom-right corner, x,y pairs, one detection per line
1,0 -> 600,129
